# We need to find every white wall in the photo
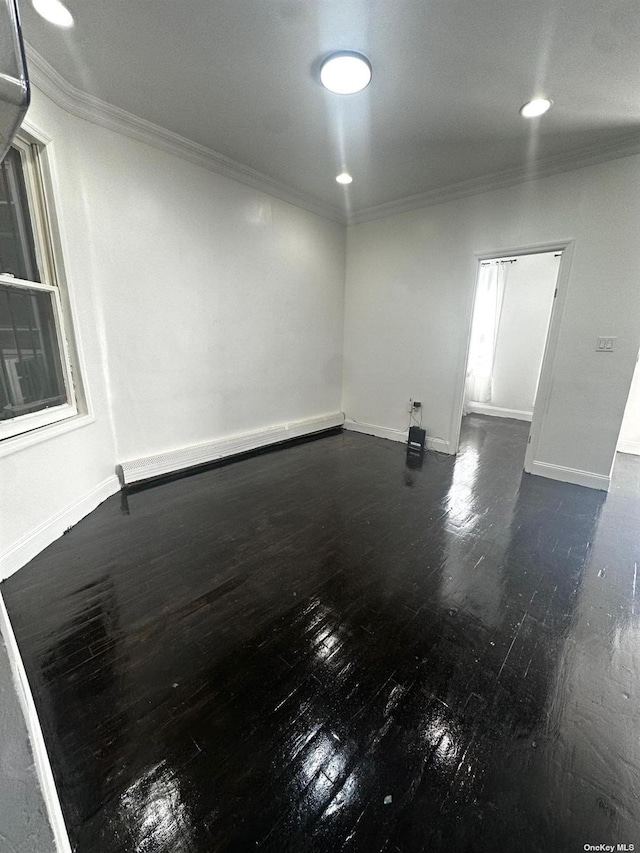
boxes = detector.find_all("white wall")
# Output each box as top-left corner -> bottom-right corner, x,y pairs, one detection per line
0,90 -> 118,578
618,351 -> 640,455
2,83 -> 639,577
0,84 -> 346,576
343,154 -> 640,481
484,252 -> 558,415
73,122 -> 346,464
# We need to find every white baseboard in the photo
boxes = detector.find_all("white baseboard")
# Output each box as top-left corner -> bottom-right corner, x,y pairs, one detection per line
466,403 -> 533,422
617,440 -> 640,457
343,419 -> 452,454
527,460 -> 610,491
118,412 -> 345,485
0,475 -> 120,581
0,594 -> 72,853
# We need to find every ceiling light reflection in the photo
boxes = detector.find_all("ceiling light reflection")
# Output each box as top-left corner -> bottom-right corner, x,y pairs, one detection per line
300,732 -> 344,785
426,719 -> 461,770
120,761 -> 193,849
323,771 -> 359,816
445,445 -> 479,523
315,629 -> 343,662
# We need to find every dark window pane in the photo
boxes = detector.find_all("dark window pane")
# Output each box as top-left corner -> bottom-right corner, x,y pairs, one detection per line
0,283 -> 67,419
0,147 -> 39,281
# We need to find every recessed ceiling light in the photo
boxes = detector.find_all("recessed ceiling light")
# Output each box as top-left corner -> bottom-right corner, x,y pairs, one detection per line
520,98 -> 552,118
336,172 -> 353,185
320,52 -> 372,95
32,0 -> 74,27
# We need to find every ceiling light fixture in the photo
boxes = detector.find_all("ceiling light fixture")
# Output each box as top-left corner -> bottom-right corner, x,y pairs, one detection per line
336,172 -> 353,185
32,0 -> 74,27
320,52 -> 372,95
520,98 -> 552,118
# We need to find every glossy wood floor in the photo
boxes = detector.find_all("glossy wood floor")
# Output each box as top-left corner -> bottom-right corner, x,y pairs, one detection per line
3,416 -> 640,852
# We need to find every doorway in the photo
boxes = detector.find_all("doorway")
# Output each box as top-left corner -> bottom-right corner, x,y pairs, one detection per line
464,252 -> 560,422
451,242 -> 574,471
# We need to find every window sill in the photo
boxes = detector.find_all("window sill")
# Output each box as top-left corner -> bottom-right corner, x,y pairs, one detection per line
0,412 -> 95,457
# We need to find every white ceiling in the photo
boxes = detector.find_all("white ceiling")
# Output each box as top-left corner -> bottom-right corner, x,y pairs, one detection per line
18,0 -> 640,221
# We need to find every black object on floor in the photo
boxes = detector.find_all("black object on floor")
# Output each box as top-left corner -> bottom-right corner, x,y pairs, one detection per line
2,415 -> 639,852
406,424 -> 426,460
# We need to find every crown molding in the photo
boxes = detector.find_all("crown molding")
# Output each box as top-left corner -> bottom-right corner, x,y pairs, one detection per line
349,132 -> 640,225
24,44 -> 347,225
25,44 -> 640,230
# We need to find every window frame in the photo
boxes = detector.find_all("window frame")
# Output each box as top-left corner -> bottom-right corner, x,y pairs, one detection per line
0,128 -> 85,445
0,274 -> 78,438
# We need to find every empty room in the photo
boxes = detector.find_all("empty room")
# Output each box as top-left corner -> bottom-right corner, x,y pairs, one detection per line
0,0 -> 639,851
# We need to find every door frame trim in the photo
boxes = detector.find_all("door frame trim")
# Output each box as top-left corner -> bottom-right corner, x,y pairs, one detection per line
450,240 -> 575,472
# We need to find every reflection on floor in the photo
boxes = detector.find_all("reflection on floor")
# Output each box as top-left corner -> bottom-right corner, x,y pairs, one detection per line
3,415 -> 640,852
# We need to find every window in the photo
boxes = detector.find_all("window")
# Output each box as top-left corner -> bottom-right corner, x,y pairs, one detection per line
0,136 -> 79,440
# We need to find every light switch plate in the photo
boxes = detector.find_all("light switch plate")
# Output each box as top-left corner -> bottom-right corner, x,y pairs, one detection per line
596,336 -> 616,352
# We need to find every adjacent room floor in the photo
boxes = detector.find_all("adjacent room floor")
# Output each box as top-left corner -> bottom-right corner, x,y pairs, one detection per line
2,416 -> 639,852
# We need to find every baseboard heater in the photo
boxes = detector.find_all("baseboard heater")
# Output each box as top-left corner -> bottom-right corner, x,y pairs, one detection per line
116,412 -> 345,486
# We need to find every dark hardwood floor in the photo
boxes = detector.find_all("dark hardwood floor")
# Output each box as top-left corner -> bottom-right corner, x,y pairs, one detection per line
3,416 -> 639,852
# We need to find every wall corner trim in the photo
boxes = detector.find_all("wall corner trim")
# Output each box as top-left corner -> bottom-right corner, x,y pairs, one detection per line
118,412 -> 345,485
0,475 -> 120,581
527,460 -> 610,491
343,419 -> 452,454
0,594 -> 72,853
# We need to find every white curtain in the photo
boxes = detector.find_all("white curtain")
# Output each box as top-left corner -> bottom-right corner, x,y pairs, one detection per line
464,261 -> 508,413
